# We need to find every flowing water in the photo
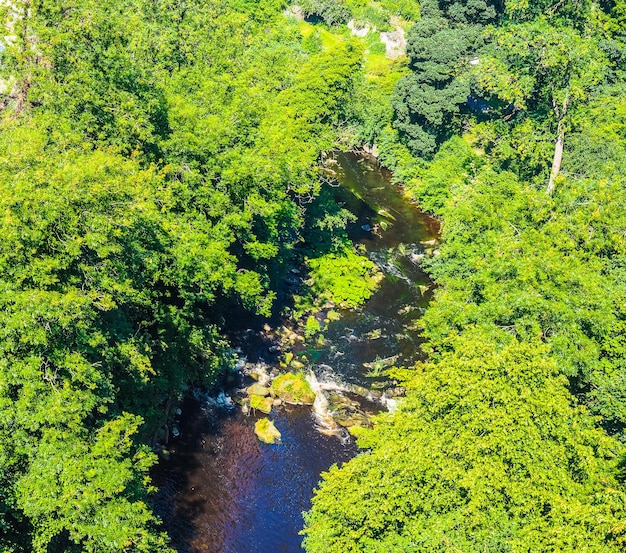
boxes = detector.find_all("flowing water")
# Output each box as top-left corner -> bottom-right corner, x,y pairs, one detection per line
152,152 -> 439,553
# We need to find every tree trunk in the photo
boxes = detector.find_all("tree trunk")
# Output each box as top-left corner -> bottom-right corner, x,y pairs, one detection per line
546,94 -> 569,195
546,119 -> 564,195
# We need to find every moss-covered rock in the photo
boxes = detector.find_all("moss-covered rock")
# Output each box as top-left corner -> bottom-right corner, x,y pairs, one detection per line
271,372 -> 316,405
254,418 -> 281,444
247,383 -> 270,397
250,394 -> 274,414
335,411 -> 370,429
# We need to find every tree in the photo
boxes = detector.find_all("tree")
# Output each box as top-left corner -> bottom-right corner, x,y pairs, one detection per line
392,15 -> 474,158
391,0 -> 505,160
436,0 -> 502,24
1,0 -> 170,154
505,0 -> 593,25
16,415 -> 172,553
0,1 -> 377,549
476,19 -> 607,193
304,332 -> 626,552
299,0 -> 352,26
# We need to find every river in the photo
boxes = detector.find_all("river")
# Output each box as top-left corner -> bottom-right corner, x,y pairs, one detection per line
152,152 -> 439,553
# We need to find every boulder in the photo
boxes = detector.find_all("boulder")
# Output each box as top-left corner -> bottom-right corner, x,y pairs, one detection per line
271,372 -> 316,405
255,418 -> 281,444
380,24 -> 406,59
348,20 -> 371,38
250,394 -> 273,414
335,411 -> 370,429
386,386 -> 407,398
328,392 -> 359,411
365,328 -> 383,340
420,238 -> 439,247
247,383 -> 270,397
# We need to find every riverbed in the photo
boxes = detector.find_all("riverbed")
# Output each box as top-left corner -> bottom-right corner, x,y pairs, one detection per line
152,152 -> 439,553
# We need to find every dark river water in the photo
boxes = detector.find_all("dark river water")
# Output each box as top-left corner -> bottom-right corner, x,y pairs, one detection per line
152,152 -> 439,553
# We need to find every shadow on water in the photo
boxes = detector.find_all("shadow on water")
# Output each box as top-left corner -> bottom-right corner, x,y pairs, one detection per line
315,151 -> 439,386
152,152 -> 439,552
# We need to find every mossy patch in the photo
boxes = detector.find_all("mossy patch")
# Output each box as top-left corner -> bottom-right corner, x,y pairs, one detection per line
271,372 -> 316,405
254,418 -> 281,444
250,394 -> 274,414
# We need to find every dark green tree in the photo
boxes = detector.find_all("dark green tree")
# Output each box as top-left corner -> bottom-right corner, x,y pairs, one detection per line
299,0 -> 352,26
392,15 -> 473,158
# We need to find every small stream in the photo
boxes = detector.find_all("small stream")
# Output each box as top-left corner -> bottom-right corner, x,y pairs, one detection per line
152,152 -> 439,553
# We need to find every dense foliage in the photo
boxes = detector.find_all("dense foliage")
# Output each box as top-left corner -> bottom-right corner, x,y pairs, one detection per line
0,0 -> 371,550
3,0 -> 626,550
299,0 -> 420,27
392,0 -> 501,157
304,0 -> 626,551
